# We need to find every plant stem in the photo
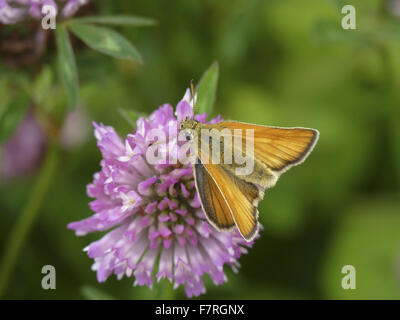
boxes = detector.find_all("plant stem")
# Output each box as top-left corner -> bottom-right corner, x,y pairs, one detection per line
377,0 -> 400,191
0,142 -> 59,298
154,280 -> 176,300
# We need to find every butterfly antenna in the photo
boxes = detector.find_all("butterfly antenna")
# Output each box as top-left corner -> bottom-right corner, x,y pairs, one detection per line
190,79 -> 195,99
190,79 -> 199,115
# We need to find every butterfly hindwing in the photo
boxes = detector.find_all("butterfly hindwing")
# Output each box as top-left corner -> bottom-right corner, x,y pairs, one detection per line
194,159 -> 235,230
195,155 -> 261,241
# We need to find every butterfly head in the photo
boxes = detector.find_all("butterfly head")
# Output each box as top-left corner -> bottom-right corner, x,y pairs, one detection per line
179,117 -> 199,141
179,117 -> 198,131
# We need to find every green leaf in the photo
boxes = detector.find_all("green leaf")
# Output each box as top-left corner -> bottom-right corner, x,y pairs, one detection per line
55,26 -> 79,110
68,22 -> 143,62
0,92 -> 30,143
195,61 -> 219,115
71,15 -> 157,27
81,286 -> 115,300
32,66 -> 53,106
118,108 -> 147,128
0,79 -> 11,116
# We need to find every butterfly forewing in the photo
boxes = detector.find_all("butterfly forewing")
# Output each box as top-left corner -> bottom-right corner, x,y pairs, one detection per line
219,121 -> 319,173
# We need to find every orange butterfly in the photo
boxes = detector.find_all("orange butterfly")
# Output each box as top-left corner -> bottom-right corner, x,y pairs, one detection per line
179,118 -> 319,242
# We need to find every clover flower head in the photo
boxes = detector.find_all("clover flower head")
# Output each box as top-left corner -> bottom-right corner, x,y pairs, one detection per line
68,89 -> 259,297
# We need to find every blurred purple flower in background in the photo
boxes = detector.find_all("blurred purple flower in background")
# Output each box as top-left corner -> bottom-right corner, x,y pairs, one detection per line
389,0 -> 400,17
68,90 -> 259,298
1,111 -> 46,180
0,0 -> 88,24
1,108 -> 90,181
59,107 -> 91,150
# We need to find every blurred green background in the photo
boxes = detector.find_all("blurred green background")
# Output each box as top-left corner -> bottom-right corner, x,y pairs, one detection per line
1,0 -> 400,299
